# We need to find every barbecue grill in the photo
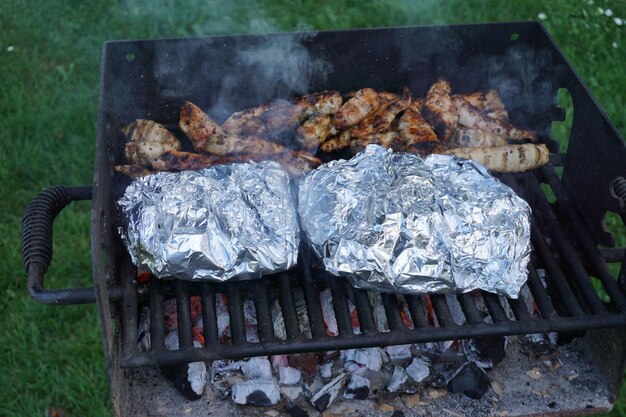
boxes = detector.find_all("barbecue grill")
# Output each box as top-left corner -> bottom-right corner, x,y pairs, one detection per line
22,22 -> 626,416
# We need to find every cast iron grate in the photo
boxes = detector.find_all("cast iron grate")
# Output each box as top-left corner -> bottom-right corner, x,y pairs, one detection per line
120,162 -> 626,368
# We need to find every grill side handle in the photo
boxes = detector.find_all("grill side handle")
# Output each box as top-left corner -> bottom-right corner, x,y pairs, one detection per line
21,185 -> 122,305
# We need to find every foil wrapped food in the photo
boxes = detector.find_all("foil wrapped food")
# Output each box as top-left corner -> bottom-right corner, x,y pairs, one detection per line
298,145 -> 531,298
118,161 -> 299,281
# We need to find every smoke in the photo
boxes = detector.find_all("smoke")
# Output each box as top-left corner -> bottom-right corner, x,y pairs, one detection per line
208,29 -> 333,121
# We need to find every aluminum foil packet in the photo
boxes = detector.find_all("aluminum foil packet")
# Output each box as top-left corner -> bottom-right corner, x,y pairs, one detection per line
298,145 -> 531,298
118,161 -> 299,281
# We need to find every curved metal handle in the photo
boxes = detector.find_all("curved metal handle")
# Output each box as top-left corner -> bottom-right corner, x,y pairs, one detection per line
21,185 -> 121,305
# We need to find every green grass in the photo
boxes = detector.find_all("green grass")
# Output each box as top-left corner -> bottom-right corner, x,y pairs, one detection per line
1,0 -> 624,415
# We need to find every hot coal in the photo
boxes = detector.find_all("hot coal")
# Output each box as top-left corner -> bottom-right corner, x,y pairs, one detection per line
447,362 -> 491,399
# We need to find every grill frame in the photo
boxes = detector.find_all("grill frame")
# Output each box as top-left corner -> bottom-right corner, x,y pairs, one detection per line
21,21 -> 626,416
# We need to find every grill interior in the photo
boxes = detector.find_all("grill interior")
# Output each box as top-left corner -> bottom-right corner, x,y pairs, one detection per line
120,164 -> 626,368
91,23 -> 626,373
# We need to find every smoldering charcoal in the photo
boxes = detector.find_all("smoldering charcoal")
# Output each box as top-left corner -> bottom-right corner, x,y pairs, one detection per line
118,161 -> 299,281
298,145 -> 531,297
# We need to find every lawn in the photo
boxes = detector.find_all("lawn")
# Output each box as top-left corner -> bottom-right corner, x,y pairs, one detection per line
1,0 -> 624,416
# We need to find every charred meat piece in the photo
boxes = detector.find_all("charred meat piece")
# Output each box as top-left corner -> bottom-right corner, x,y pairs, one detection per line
486,109 -> 509,122
423,79 -> 459,141
296,90 -> 343,117
261,101 -> 309,134
377,91 -> 399,102
349,87 -> 411,137
452,97 -> 536,142
296,114 -> 332,152
319,130 -> 351,153
398,99 -> 438,145
443,143 -> 549,172
350,132 -> 406,153
123,119 -> 181,167
450,128 -> 509,148
333,88 -> 382,130
179,102 -> 287,155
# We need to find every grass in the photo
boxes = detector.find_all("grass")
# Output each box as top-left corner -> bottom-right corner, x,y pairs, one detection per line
1,0 -> 624,415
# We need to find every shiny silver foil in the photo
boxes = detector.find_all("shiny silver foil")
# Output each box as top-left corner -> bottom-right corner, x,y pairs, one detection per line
298,145 -> 531,298
118,161 -> 299,281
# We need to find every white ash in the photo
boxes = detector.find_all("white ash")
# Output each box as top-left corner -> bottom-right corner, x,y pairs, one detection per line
280,385 -> 303,401
342,348 -> 383,371
242,357 -> 273,379
137,306 -> 151,352
385,344 -> 413,365
279,366 -> 302,385
387,365 -> 408,392
406,357 -> 430,383
319,362 -> 333,379
231,379 -> 280,406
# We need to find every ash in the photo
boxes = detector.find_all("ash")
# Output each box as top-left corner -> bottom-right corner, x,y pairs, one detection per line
126,287 -> 613,417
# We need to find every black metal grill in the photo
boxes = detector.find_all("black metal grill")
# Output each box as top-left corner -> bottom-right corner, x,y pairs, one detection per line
119,162 -> 626,368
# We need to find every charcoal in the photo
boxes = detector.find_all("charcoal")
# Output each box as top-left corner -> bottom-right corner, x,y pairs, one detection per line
279,366 -> 302,385
287,405 -> 309,417
311,373 -> 346,412
343,375 -> 371,400
232,380 -> 280,406
463,336 -> 506,368
387,365 -> 408,392
319,363 -> 333,379
405,357 -> 430,383
281,386 -> 303,401
519,333 -> 558,360
242,357 -> 273,379
391,411 -> 406,417
386,344 -> 413,365
447,362 -> 490,399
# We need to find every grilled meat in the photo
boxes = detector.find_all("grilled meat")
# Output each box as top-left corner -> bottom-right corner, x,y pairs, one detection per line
452,96 -> 536,142
296,114 -> 332,152
443,143 -> 549,172
332,88 -> 382,130
319,130 -> 351,153
296,90 -> 343,117
349,87 -> 411,138
423,79 -> 459,141
398,99 -> 438,144
151,150 -> 222,171
221,103 -> 274,135
123,119 -> 181,167
179,101 -> 287,155
350,131 -> 406,153
452,90 -> 505,112
450,128 -> 509,148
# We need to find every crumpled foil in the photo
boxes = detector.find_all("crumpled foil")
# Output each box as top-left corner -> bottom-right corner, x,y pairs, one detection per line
118,161 -> 299,281
298,145 -> 531,298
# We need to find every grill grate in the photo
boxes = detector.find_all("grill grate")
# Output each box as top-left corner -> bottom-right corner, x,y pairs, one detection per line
120,163 -> 626,368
